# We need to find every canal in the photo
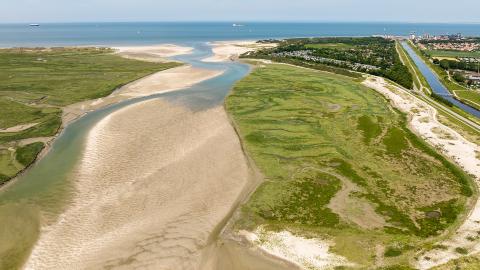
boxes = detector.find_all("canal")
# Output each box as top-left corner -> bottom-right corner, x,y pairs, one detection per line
401,41 -> 480,118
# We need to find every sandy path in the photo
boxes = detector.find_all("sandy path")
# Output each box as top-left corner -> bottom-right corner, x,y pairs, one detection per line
25,98 -> 253,269
0,123 -> 39,133
363,77 -> 480,269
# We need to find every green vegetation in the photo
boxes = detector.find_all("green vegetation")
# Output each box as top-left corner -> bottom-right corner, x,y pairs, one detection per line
384,247 -> 404,257
425,49 -> 480,59
247,37 -> 413,89
432,253 -> 480,270
15,143 -> 44,166
227,64 -> 474,268
455,90 -> 480,108
411,42 -> 480,112
431,92 -> 454,107
305,43 -> 354,50
400,42 -> 480,137
455,247 -> 469,255
0,47 -> 180,185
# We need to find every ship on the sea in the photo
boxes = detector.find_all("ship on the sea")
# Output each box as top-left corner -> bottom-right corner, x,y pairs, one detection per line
29,24 -> 40,27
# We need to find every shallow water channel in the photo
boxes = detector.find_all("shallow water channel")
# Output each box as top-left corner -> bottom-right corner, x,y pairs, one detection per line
0,43 -> 250,268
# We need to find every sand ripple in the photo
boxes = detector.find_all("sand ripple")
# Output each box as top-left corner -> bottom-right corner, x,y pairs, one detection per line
25,99 -> 250,269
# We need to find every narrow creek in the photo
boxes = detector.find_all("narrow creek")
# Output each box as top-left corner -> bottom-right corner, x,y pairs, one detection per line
0,42 -> 250,268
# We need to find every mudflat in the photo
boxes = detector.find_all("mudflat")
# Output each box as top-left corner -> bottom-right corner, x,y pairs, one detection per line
26,98 -> 253,269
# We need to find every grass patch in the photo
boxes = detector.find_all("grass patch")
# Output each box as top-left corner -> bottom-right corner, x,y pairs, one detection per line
305,43 -> 354,50
15,142 -> 44,167
227,63 -> 473,268
455,247 -> 469,255
384,247 -> 403,257
0,47 -> 180,184
424,50 -> 480,58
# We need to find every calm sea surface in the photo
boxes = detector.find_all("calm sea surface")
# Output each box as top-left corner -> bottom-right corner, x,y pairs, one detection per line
1,22 -> 480,47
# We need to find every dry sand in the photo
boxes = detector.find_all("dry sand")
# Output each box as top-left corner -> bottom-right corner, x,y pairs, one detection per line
363,77 -> 480,269
63,45 -> 223,125
25,99 -> 254,270
114,44 -> 193,63
203,41 -> 277,62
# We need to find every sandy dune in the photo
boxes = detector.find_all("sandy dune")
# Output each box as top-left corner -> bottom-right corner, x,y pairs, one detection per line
25,99 -> 253,270
364,77 -> 480,269
203,41 -> 276,62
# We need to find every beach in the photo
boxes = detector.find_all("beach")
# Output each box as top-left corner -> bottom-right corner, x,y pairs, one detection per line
26,99 -> 254,269
21,42 -> 281,269
62,44 -> 222,125
203,41 -> 277,62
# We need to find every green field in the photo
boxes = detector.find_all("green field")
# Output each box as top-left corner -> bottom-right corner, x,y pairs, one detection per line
425,49 -> 480,58
305,43 -> 354,50
0,47 -> 180,185
227,63 -> 474,268
455,90 -> 480,108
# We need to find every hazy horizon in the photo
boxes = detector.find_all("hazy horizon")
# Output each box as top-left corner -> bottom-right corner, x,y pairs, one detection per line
2,0 -> 479,24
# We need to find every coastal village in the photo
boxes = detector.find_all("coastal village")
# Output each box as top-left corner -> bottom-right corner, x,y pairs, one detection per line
409,32 -> 480,88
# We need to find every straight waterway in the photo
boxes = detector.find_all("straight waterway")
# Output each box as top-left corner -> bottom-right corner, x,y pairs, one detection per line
401,41 -> 480,118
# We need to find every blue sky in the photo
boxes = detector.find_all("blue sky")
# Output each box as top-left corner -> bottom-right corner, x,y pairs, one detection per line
2,0 -> 479,23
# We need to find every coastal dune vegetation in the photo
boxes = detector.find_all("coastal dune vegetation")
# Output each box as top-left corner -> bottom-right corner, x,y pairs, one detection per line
226,63 -> 474,268
0,47 -> 180,186
244,37 -> 414,89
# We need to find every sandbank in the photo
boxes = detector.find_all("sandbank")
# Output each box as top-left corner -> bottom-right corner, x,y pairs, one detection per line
203,40 -> 276,62
114,44 -> 193,63
63,45 -> 223,125
25,98 -> 254,269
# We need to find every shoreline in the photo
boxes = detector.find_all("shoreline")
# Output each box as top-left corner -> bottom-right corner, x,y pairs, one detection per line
0,44 -> 220,193
17,40 -> 286,269
203,40 -> 277,62
25,99 -> 253,269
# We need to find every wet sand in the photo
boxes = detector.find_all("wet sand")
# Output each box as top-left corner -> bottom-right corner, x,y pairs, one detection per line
21,42 -> 292,270
25,99 -> 255,269
115,44 -> 193,63
63,44 -> 223,126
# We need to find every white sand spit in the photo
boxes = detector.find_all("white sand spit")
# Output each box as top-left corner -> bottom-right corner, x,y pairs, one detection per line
62,65 -> 223,125
204,41 -> 277,62
239,228 -> 353,270
363,77 -> 480,269
25,99 -> 251,269
118,65 -> 223,97
114,44 -> 193,62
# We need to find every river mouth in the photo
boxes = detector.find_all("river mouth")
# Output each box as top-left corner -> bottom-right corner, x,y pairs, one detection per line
0,42 -> 251,269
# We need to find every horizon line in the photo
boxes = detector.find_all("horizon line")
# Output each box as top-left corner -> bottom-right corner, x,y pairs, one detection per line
1,20 -> 480,25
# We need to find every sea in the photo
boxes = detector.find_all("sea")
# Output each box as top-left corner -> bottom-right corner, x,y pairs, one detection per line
1,22 -> 480,268
1,22 -> 480,47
